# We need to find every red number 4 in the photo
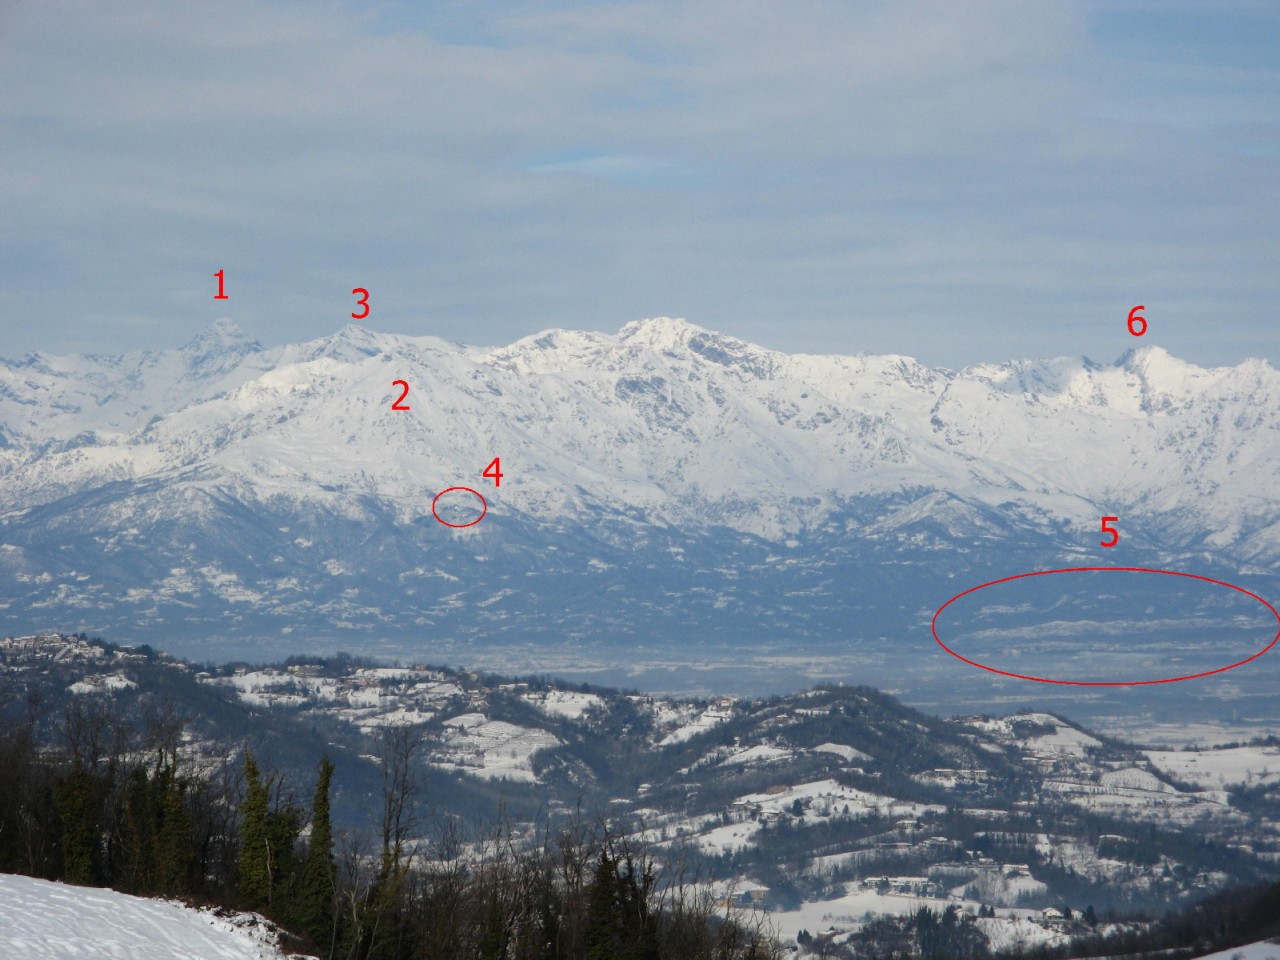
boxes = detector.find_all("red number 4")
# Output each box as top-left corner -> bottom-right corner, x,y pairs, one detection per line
1100,516 -> 1119,548
483,457 -> 503,487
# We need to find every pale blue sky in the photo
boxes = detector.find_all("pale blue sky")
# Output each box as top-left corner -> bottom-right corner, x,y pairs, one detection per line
1,0 -> 1276,368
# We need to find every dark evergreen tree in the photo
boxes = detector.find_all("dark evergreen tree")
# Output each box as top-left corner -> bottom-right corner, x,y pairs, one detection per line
237,748 -> 303,915
238,749 -> 271,907
153,763 -> 190,894
265,792 -> 302,913
616,855 -> 659,960
584,853 -> 620,960
296,756 -> 337,949
54,766 -> 98,885
115,765 -> 156,892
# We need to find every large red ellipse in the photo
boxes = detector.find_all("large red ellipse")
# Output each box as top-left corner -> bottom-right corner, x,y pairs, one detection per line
431,486 -> 487,528
932,566 -> 1280,686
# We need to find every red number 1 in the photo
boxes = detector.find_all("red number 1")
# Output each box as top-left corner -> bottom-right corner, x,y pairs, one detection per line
483,457 -> 503,487
214,269 -> 228,300
1100,516 -> 1119,547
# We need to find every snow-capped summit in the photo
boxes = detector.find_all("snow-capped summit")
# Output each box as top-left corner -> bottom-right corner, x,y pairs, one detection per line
1,317 -> 1278,649
181,316 -> 260,353
617,315 -> 706,350
3,317 -> 1278,539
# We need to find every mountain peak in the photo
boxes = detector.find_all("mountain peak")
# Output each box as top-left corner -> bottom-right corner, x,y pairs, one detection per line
617,316 -> 706,350
181,318 -> 261,356
1113,344 -> 1197,386
302,323 -> 391,361
1114,344 -> 1174,368
334,322 -> 376,341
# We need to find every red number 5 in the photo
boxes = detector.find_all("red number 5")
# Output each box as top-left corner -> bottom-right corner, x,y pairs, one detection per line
1100,516 -> 1119,548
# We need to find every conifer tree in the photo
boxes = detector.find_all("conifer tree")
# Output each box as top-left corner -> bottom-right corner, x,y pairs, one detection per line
55,765 -> 97,885
297,756 -> 336,948
117,765 -> 156,892
585,852 -> 620,960
153,763 -> 190,894
238,749 -> 271,907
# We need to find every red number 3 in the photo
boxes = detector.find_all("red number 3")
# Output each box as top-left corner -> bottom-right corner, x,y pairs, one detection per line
352,287 -> 370,320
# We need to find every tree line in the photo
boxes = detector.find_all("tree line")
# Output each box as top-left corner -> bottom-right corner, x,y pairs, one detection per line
0,695 -> 781,959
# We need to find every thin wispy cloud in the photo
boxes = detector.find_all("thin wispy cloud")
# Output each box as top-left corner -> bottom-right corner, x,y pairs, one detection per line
0,0 -> 1275,368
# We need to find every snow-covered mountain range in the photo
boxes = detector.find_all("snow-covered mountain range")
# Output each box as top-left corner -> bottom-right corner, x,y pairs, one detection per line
2,318 -> 1278,673
4,316 -> 1280,547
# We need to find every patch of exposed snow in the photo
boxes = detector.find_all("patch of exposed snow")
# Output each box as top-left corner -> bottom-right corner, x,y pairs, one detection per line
0,873 -> 312,959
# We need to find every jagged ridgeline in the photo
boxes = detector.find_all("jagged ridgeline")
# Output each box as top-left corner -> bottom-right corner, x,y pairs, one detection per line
2,319 -> 1278,714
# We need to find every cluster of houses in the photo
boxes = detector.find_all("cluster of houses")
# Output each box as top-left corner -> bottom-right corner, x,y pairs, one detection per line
0,632 -> 155,667
916,767 -> 990,789
1,633 -> 106,662
858,875 -> 948,898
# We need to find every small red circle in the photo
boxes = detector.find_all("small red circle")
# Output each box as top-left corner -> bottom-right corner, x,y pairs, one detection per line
932,566 -> 1279,686
431,486 -> 487,528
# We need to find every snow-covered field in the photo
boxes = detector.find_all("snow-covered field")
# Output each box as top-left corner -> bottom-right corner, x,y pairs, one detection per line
436,713 -> 560,781
1100,720 -> 1280,748
1146,745 -> 1280,789
767,888 -> 1003,944
520,689 -> 602,719
657,704 -> 733,745
0,874 -> 310,959
734,778 -> 943,821
968,713 -> 1102,758
812,742 -> 872,763
68,672 -> 137,695
1192,940 -> 1280,960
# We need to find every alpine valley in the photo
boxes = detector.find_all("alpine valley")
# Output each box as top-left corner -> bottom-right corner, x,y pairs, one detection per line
2,318 -> 1278,725
3,632 -> 1280,952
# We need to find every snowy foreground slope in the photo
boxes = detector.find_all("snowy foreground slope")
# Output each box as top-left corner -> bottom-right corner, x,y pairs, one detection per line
0,874 -> 311,960
1192,940 -> 1280,960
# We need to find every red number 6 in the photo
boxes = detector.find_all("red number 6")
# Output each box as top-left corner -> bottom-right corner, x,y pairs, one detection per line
1126,305 -> 1146,337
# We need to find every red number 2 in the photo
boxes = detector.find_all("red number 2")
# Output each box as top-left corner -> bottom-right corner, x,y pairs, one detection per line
1100,516 -> 1119,548
482,457 -> 503,487
214,269 -> 228,300
391,380 -> 410,411
352,287 -> 370,320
